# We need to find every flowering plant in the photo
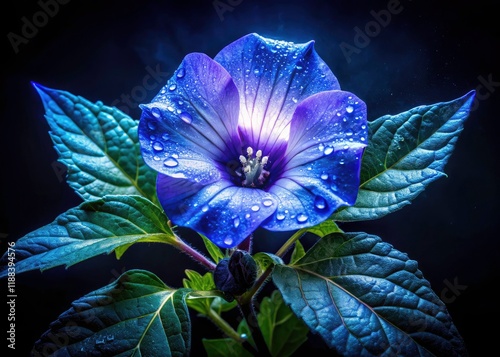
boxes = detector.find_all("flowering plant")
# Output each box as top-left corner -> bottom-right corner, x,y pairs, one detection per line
1,33 -> 474,356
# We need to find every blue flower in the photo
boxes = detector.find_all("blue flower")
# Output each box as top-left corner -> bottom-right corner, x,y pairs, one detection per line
139,33 -> 367,248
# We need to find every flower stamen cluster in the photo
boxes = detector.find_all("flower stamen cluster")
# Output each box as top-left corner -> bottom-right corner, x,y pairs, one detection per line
239,146 -> 269,187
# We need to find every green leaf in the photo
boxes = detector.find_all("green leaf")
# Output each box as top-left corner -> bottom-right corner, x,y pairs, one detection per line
182,270 -> 216,315
200,234 -> 225,263
0,195 -> 175,277
305,219 -> 343,237
32,269 -> 190,356
290,240 -> 305,265
203,338 -> 253,357
33,83 -> 158,204
253,252 -> 284,274
257,290 -> 309,357
273,232 -> 467,356
333,90 -> 475,221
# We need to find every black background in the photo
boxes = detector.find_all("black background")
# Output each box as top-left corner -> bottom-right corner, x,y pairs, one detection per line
1,0 -> 499,356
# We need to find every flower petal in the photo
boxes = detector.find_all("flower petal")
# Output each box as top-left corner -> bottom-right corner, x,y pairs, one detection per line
281,90 -> 368,171
214,33 -> 340,160
156,175 -> 277,248
262,90 -> 367,231
138,53 -> 241,184
262,146 -> 365,231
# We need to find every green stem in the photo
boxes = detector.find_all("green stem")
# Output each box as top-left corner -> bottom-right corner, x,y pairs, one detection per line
206,308 -> 259,355
238,298 -> 272,357
206,308 -> 243,342
172,234 -> 217,271
239,228 -> 308,305
275,228 -> 307,258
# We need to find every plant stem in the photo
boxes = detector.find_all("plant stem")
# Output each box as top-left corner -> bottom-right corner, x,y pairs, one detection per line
206,308 -> 259,355
238,298 -> 272,357
275,228 -> 307,258
173,234 -> 217,271
206,308 -> 243,342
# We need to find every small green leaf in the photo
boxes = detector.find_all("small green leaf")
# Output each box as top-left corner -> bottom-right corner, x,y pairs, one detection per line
32,269 -> 191,356
253,252 -> 284,274
0,195 -> 175,277
33,83 -> 158,204
306,219 -> 343,237
183,270 -> 237,315
290,240 -> 305,265
200,234 -> 225,263
333,90 -> 475,221
273,232 -> 467,356
257,290 -> 309,357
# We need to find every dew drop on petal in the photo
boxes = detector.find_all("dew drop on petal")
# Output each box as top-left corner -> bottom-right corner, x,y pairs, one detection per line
346,129 -> 353,136
314,196 -> 327,210
346,105 -> 354,113
176,68 -> 185,78
245,213 -> 251,219
153,155 -> 160,161
169,84 -> 177,91
318,143 -> 325,151
202,205 -> 209,212
162,133 -> 169,140
262,199 -> 273,207
276,213 -> 285,221
153,142 -> 164,151
151,108 -> 161,119
224,237 -> 233,246
147,120 -> 157,130
163,157 -> 179,167
233,217 -> 240,228
323,146 -> 334,155
251,205 -> 260,212
320,173 -> 328,180
180,112 -> 192,124
296,214 -> 308,223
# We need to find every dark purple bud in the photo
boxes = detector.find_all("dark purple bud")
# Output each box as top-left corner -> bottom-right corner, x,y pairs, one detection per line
214,250 -> 257,300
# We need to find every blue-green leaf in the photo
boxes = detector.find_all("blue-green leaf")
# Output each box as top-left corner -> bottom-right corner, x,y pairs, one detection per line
333,90 -> 475,221
306,219 -> 343,237
257,290 -> 309,357
0,195 -> 175,277
32,270 -> 191,356
33,83 -> 158,204
273,232 -> 467,356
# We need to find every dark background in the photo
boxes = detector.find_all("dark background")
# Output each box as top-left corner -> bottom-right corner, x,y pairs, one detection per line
1,0 -> 499,356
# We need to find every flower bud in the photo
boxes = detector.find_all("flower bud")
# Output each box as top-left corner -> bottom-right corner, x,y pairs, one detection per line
214,250 -> 257,300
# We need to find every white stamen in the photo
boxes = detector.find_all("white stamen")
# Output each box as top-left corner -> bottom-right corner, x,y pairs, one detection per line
256,150 -> 262,158
247,147 -> 253,156
261,156 -> 268,165
239,155 -> 247,164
